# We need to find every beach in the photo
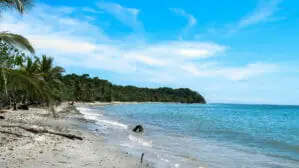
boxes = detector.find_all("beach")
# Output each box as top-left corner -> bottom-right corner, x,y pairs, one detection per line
1,103 -> 298,168
0,104 -> 152,168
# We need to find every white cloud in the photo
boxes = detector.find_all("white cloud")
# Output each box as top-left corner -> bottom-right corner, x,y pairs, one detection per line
171,8 -> 197,28
97,1 -> 143,30
82,7 -> 103,14
181,62 -> 279,81
230,0 -> 282,33
28,35 -> 97,54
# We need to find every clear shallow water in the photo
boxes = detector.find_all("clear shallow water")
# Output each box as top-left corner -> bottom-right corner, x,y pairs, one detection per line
78,103 -> 299,168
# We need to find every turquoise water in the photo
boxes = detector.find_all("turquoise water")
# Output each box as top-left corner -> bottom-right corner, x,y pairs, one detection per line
79,103 -> 299,168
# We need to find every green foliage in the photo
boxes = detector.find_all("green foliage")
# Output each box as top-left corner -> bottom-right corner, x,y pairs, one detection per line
59,74 -> 206,104
0,44 -> 58,108
0,32 -> 34,53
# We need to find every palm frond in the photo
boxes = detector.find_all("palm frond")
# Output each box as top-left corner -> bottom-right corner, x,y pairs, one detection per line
0,32 -> 35,53
51,66 -> 65,75
3,67 -> 55,104
0,0 -> 32,14
40,55 -> 53,73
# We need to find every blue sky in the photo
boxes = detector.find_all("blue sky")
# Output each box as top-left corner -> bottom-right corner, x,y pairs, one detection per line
1,0 -> 299,105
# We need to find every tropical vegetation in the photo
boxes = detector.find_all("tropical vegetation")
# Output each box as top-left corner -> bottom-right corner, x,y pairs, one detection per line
59,74 -> 206,103
0,44 -> 206,109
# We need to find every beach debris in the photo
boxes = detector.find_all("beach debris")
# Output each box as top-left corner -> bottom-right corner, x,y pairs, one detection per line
0,116 -> 4,120
17,104 -> 29,110
68,101 -> 75,105
0,130 -> 24,137
0,124 -> 83,140
133,125 -> 144,133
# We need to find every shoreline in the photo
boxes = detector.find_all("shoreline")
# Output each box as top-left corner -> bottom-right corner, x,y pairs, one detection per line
74,101 -> 206,107
0,104 -> 153,168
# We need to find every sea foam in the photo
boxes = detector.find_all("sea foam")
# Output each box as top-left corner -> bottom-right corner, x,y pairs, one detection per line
128,134 -> 152,147
78,107 -> 103,121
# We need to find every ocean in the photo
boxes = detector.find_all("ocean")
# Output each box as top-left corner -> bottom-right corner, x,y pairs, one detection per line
78,103 -> 299,168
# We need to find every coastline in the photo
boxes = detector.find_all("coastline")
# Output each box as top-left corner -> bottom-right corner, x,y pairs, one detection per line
75,101 -> 206,107
0,103 -> 153,168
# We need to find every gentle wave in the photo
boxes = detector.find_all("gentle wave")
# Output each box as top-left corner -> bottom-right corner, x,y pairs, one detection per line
157,154 -> 183,168
78,107 -> 103,121
96,119 -> 128,129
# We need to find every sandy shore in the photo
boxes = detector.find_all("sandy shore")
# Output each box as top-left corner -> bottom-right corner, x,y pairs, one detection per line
0,104 -> 152,168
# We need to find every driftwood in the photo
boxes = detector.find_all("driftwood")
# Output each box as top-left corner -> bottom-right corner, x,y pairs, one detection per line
0,130 -> 25,137
0,125 -> 83,140
17,105 -> 29,110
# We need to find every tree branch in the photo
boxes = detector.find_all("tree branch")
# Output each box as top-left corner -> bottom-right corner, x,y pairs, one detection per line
0,124 -> 83,140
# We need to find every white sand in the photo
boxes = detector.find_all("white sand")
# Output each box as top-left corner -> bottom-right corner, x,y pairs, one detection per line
0,105 -> 152,168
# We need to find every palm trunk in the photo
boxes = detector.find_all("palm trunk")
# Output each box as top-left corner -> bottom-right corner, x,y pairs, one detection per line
13,100 -> 17,110
12,87 -> 17,111
1,67 -> 8,97
22,92 -> 27,104
1,66 -> 11,108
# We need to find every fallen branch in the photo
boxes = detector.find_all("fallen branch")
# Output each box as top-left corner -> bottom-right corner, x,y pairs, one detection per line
0,110 -> 7,114
0,125 -> 83,140
0,130 -> 25,137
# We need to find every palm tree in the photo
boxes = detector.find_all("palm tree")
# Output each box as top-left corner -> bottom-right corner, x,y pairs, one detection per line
5,67 -> 54,110
37,55 -> 65,82
0,46 -> 55,110
0,0 -> 35,53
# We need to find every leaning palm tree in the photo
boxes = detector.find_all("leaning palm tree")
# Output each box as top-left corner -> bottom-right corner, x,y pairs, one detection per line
0,0 -> 34,107
0,0 -> 34,53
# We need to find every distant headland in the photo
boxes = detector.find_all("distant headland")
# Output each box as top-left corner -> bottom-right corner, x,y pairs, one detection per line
60,74 -> 207,104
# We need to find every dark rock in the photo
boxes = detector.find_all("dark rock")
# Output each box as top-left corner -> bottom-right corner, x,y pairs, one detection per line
17,104 -> 29,110
132,125 -> 144,133
0,116 -> 4,120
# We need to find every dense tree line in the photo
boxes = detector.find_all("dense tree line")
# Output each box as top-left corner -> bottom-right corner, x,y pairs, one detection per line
58,74 -> 206,103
